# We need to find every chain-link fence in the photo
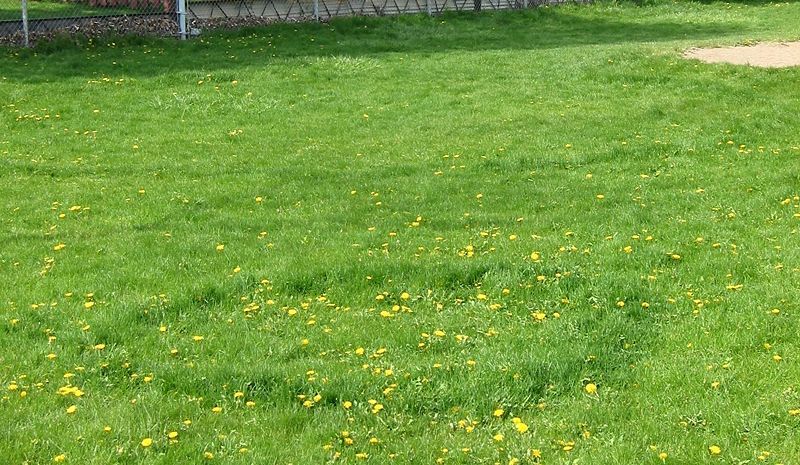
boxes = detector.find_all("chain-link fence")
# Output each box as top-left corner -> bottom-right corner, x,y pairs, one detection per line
1,0 -> 573,46
188,0 -> 555,20
1,0 -> 179,46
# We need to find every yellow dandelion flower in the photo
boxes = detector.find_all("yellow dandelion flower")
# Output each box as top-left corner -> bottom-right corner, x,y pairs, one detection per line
53,454 -> 66,463
203,451 -> 214,459
708,445 -> 721,455
167,431 -> 178,440
584,383 -> 598,395
141,438 -> 153,448
493,408 -> 504,417
93,343 -> 106,350
66,405 -> 77,414
211,406 -> 222,413
493,433 -> 504,442
515,421 -> 529,433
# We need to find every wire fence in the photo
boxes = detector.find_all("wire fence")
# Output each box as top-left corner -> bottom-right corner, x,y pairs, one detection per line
1,0 -> 574,46
1,0 -> 176,46
189,0 -> 553,20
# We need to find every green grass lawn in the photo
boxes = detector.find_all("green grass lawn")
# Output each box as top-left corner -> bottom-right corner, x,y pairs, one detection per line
2,2 -> 800,464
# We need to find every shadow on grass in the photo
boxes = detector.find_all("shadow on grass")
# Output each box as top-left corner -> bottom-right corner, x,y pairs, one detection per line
0,6 -> 743,82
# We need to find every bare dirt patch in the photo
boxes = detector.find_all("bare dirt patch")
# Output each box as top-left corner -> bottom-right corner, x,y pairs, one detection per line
684,41 -> 800,68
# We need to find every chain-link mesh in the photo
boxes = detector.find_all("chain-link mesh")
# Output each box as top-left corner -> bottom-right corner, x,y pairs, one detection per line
1,0 -> 574,46
1,0 -> 177,46
185,0 -> 562,21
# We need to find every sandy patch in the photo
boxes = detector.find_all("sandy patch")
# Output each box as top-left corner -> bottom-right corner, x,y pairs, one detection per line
684,41 -> 800,68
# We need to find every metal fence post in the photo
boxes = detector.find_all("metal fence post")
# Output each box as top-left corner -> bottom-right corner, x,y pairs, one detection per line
21,0 -> 30,47
177,0 -> 187,40
313,0 -> 319,20
426,0 -> 432,15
